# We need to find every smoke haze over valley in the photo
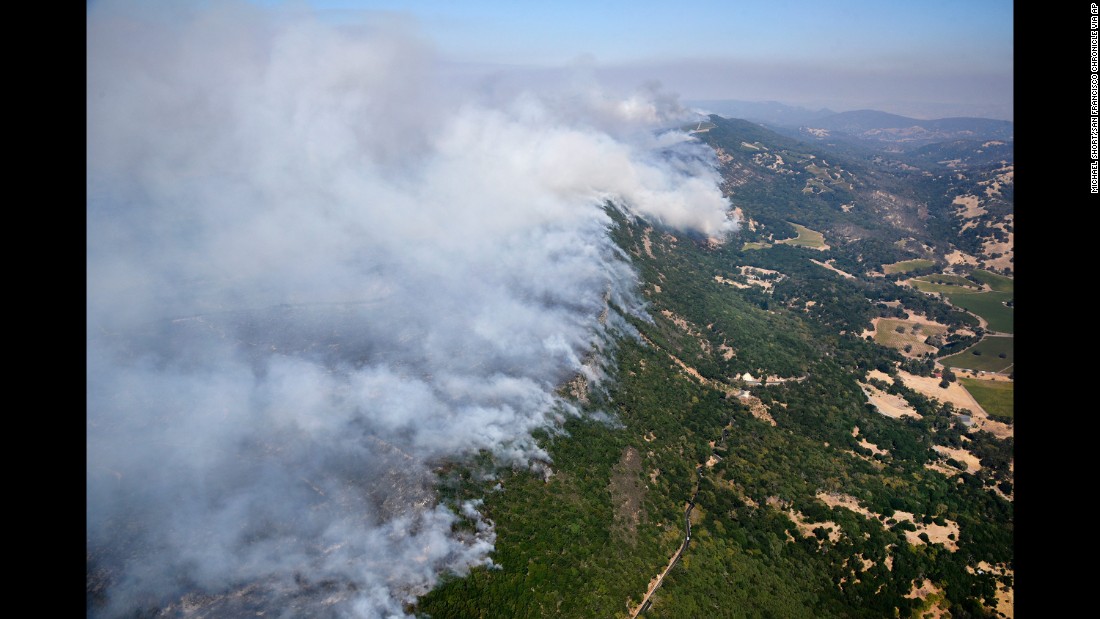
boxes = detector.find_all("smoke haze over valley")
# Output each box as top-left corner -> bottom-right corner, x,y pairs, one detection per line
87,2 -> 735,616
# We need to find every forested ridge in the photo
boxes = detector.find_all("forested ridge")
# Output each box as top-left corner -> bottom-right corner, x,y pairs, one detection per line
417,116 -> 1012,618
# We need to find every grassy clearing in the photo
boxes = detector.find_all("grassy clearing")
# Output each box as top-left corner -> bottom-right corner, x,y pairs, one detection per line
742,242 -> 772,251
805,164 -> 833,182
682,120 -> 717,133
959,378 -> 1013,420
777,223 -> 827,249
803,179 -> 827,193
970,269 -> 1014,293
883,259 -> 935,274
910,279 -> 961,295
940,336 -> 1013,372
873,319 -> 947,356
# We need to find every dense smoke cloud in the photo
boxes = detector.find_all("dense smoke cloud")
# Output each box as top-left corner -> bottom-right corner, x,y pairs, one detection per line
87,2 -> 735,616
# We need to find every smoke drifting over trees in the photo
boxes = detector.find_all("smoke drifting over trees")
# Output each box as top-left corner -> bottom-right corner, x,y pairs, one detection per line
87,2 -> 734,616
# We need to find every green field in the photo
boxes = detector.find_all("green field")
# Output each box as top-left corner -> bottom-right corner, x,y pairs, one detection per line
970,269 -> 1014,292
919,274 -> 980,288
883,259 -> 935,274
742,241 -> 772,250
959,378 -> 1014,420
910,276 -> 1013,333
910,279 -> 961,294
940,336 -> 1013,372
943,291 -> 1013,333
776,223 -> 827,249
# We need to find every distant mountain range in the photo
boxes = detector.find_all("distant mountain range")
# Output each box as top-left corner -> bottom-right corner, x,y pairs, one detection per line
686,101 -> 1013,151
796,110 -> 1013,147
686,99 -> 837,126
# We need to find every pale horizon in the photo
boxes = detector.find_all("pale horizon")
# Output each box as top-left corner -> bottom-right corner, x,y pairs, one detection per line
291,0 -> 1013,121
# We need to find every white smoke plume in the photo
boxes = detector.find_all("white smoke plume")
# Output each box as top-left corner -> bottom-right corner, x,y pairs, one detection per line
87,1 -> 735,616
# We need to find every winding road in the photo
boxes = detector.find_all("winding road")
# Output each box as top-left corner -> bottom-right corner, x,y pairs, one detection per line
629,486 -> 699,618
629,423 -> 729,618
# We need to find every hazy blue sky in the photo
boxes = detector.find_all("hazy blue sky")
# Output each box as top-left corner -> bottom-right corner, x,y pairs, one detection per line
285,0 -> 1013,119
